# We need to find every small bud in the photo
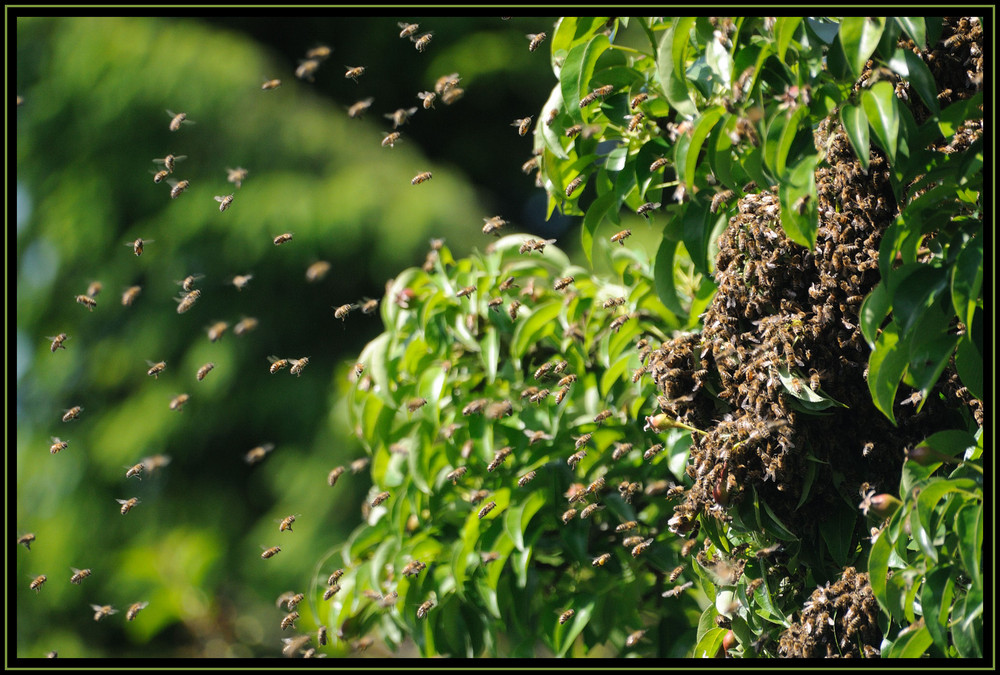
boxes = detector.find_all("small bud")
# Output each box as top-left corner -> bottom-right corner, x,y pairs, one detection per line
905,443 -> 955,466
644,413 -> 678,432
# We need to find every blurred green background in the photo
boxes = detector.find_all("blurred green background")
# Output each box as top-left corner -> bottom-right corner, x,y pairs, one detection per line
13,14 -> 573,658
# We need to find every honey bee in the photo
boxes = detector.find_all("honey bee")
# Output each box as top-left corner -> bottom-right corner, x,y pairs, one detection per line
621,535 -> 644,548
565,175 -> 584,197
123,462 -> 144,480
643,443 -> 664,461
631,92 -> 649,109
486,296 -> 504,312
625,628 -> 647,647
289,357 -> 310,376
350,457 -> 371,473
487,446 -> 512,472
67,567 -> 91,585
124,237 -> 153,256
140,454 -> 172,475
613,521 -> 637,534
152,169 -> 169,183
649,157 -> 669,172
580,503 -> 604,519
91,604 -> 117,620
477,501 -> 496,519
417,599 -> 434,619
416,90 -> 437,109
244,443 -> 275,465
564,124 -> 583,138
603,296 -> 626,309
344,65 -> 366,81
352,637 -> 374,653
411,171 -> 433,185
529,388 -> 550,404
793,194 -> 811,215
521,157 -> 541,176
610,229 -> 632,245
631,538 -> 654,557
169,393 -> 189,411
498,276 -> 519,292
153,154 -> 186,173
371,491 -> 390,507
482,215 -> 507,236
413,32 -> 433,51
553,374 -> 575,388
273,232 -> 293,246
278,514 -> 299,533
214,194 -> 235,212
233,317 -> 258,335
206,321 -> 228,342
261,78 -> 281,90
120,285 -> 141,307
315,625 -> 328,647
435,72 -> 461,94
295,59 -> 321,81
305,44 -> 332,60
508,300 -> 521,321
379,591 -> 399,608
281,611 -> 300,631
84,281 -> 102,298
175,289 -> 201,314
468,488 -> 489,504
745,578 -> 763,597
302,260 -> 331,283
512,116 -> 533,136
29,574 -> 47,592
527,32 -> 547,52
588,553 -> 610,568
386,107 -> 418,128
559,609 -> 575,625
574,433 -> 592,450
610,314 -> 631,332
710,189 -> 735,214
116,497 -> 140,515
226,166 -> 249,188
17,533 -> 36,549
333,303 -> 358,321
636,201 -> 661,218
348,97 -> 375,118
662,581 -> 693,598
261,545 -> 281,560
168,179 -> 190,199
61,406 -> 83,422
554,276 -> 574,291
398,22 -> 420,38
626,111 -> 645,132
399,560 -> 426,578
167,110 -> 192,131
323,584 -> 341,601
612,443 -> 633,462
227,274 -> 253,292
119,601 -> 148,623
681,539 -> 698,557
551,386 -> 568,404
196,362 -> 215,381
146,360 -> 166,378
567,450 -> 587,468
48,436 -> 68,454
669,564 -> 685,582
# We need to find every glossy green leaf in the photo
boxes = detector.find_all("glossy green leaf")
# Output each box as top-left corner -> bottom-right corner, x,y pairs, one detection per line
682,106 -> 724,191
868,321 -> 907,425
839,17 -> 885,78
954,335 -> 983,401
778,151 -> 820,249
955,502 -> 983,590
561,35 -> 611,125
862,80 -> 899,166
887,624 -> 933,658
868,529 -> 891,614
839,102 -> 870,171
510,300 -> 562,361
555,598 -> 595,657
920,565 -> 955,653
658,17 -> 697,118
894,17 -> 926,49
653,236 -> 686,319
773,17 -> 802,63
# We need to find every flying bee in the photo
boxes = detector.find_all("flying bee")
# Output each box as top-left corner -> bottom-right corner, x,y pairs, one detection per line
344,65 -> 365,81
226,166 -> 249,188
620,533 -> 644,547
125,601 -> 149,621
402,560 -> 426,577
417,599 -> 434,619
610,314 -> 631,332
305,44 -> 331,60
124,237 -> 153,256
508,300 -> 521,321
527,32 -> 547,52
435,72 -> 461,94
559,609 -> 575,625
116,497 -> 140,515
487,446 -> 512,472
168,393 -> 190,412
153,153 -> 186,173
352,637 -> 374,653
278,514 -> 299,532
351,457 -> 371,473
261,78 -> 281,90
417,90 -> 436,109
626,111 -> 645,132
553,386 -> 569,404
206,321 -> 228,342
482,215 -> 507,236
371,491 -> 390,507
468,488 -> 489,504
61,406 -> 83,422
30,575 -> 47,592
745,578 -> 763,597
486,296 -> 503,311
603,296 -> 626,309
175,289 -> 201,314
643,443 -> 664,461
120,285 -> 142,307
227,273 -> 253,292
412,32 -> 433,51
348,97 -> 375,118
515,470 -> 537,488
611,229 -> 632,245
333,303 -> 356,320
281,612 -> 300,631
445,466 -> 467,484
166,110 -> 192,131
554,276 -> 574,291
650,157 -> 669,172
153,169 -> 169,183
379,591 -> 399,608
411,171 -> 433,185
326,569 -> 344,587
681,539 -> 698,557
273,232 -> 293,246
565,175 -> 584,197
398,22 -> 420,38
146,360 -> 166,378
323,584 -> 341,601
567,450 -> 587,468
564,124 -> 583,138
214,194 -> 235,212
326,466 -> 346,487
631,92 -> 649,109
552,374 -> 575,388
441,86 -> 464,103
580,503 -> 604,519
18,533 -> 36,549
261,546 -> 281,560
592,553 -> 611,567
574,433 -> 592,449
69,567 -> 92,585
477,501 -> 496,519
125,462 -> 144,480
663,581 -> 694,598
612,443 -> 632,461
669,564 -> 685,582
84,281 -> 102,298
625,628 -> 647,648
529,388 -> 550,404
91,604 -> 117,620
631,538 -> 654,557
560,507 -> 579,524
521,156 -> 540,174
233,316 -> 258,334
244,443 -> 275,465
499,276 -> 519,292
49,437 -> 68,454
594,409 -> 614,426
710,189 -> 735,214
511,116 -> 533,136
168,179 -> 190,199
196,362 -> 215,381
386,107 -> 418,128
295,58 -> 320,81
289,357 -> 309,376
303,260 -> 331,283
636,201 -> 661,218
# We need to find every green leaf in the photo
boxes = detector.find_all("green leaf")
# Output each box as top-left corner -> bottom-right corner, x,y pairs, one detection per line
503,490 -> 546,552
681,106 -> 724,191
951,226 -> 983,332
555,598 -> 595,657
839,17 -> 885,79
901,49 -> 940,116
954,335 -> 983,401
561,35 -> 611,125
510,301 -> 562,361
920,565 -> 955,654
862,80 -> 899,166
895,17 -> 926,49
868,529 -> 892,614
658,17 -> 697,118
867,321 -> 908,425
480,326 -> 499,384
694,626 -> 727,658
839,102 -> 870,171
778,151 -> 821,249
887,624 -> 933,658
819,500 -> 858,567
764,106 -> 808,180
773,17 -> 802,63
653,236 -> 686,319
